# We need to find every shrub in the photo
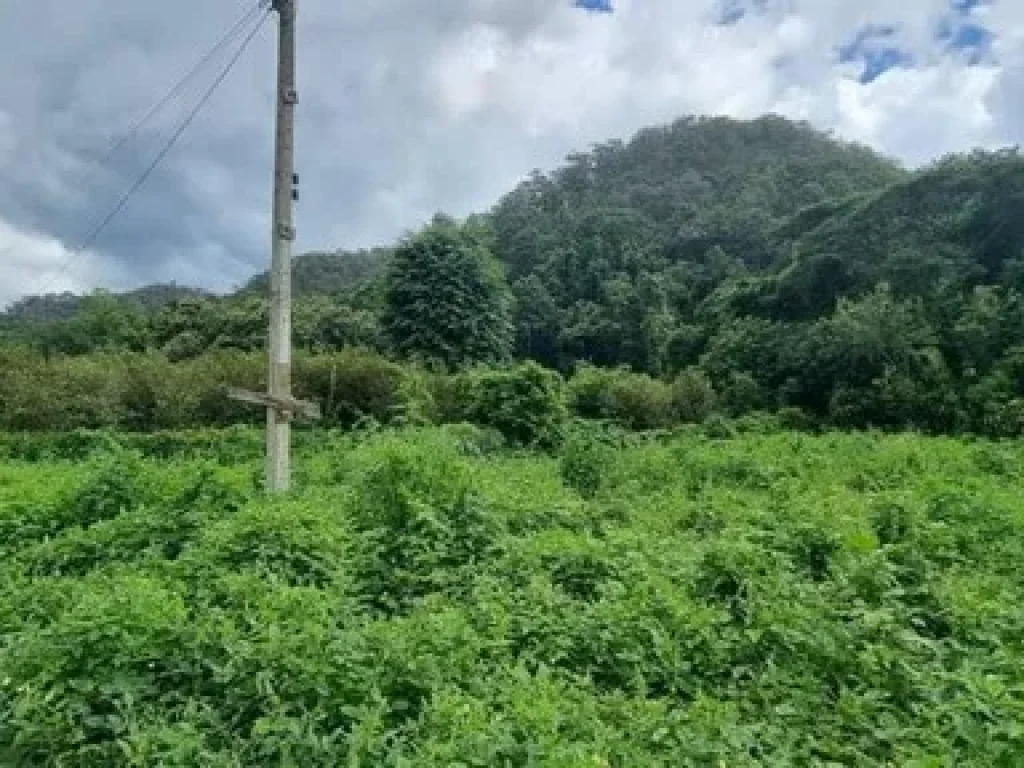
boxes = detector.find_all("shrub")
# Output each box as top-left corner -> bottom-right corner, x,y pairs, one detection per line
703,413 -> 739,440
295,348 -> 408,427
733,411 -> 784,435
776,406 -> 818,431
349,438 -> 503,613
565,365 -> 618,421
0,575 -> 196,763
0,353 -> 122,430
670,368 -> 717,424
567,365 -> 673,431
459,362 -> 567,450
422,370 -> 466,425
392,368 -> 442,427
560,427 -> 616,499
720,371 -> 765,417
444,423 -> 508,458
0,450 -> 161,557
187,351 -> 265,426
188,500 -> 347,588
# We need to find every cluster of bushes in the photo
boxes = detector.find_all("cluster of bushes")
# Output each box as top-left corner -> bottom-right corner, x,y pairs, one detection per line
568,365 -> 717,431
0,347 -> 406,433
5,340 -> 1024,444
0,349 -> 718,445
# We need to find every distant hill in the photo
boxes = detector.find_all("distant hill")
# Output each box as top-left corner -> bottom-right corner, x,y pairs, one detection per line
489,114 -> 907,280
720,148 -> 1024,321
1,283 -> 210,324
481,114 -> 911,369
4,115 -> 903,323
240,248 -> 389,298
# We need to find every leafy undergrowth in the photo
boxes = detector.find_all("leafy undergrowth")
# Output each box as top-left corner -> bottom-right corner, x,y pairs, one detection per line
2,427 -> 1024,766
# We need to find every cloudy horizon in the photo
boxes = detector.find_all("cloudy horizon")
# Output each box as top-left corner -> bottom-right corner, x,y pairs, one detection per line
0,0 -> 1020,307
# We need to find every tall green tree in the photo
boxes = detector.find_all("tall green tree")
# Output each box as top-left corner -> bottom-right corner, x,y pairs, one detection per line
383,218 -> 512,369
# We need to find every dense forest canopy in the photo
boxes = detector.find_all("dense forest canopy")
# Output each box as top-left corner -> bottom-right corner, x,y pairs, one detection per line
3,114 -> 1023,435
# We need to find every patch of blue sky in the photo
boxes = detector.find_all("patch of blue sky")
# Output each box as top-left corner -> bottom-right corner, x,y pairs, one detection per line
573,0 -> 614,13
938,17 -> 993,64
839,25 -> 913,84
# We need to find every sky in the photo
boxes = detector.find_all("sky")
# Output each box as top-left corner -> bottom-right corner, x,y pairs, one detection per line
0,0 -> 1021,307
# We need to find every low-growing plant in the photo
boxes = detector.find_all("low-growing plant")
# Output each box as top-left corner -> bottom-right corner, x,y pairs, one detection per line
560,427 -> 616,499
2,427 -> 1024,765
348,437 -> 503,613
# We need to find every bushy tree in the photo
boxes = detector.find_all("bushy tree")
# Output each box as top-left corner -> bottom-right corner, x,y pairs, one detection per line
383,219 -> 513,370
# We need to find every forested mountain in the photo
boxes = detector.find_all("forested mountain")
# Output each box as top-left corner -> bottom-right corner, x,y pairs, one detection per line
491,114 -> 905,280
488,115 -> 907,371
4,114 -> 1023,435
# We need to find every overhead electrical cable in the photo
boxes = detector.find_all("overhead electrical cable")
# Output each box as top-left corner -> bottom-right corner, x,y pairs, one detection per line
98,0 -> 269,166
36,6 -> 272,295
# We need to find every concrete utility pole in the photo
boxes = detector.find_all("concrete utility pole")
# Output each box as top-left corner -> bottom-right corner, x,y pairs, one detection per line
229,0 -> 319,492
267,0 -> 298,492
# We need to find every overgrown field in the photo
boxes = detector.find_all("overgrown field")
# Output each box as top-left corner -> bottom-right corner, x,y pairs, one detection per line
2,426 -> 1024,766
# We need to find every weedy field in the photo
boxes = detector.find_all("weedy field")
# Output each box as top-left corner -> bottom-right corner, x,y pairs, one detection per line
1,425 -> 1023,766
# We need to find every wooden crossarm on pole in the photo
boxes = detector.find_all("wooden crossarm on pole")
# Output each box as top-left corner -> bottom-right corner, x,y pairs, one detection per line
225,387 -> 321,421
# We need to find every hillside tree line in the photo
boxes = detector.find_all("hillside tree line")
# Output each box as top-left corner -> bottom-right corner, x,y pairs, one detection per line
2,116 -> 1023,437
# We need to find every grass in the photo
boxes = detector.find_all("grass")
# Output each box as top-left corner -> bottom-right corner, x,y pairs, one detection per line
1,425 -> 1023,766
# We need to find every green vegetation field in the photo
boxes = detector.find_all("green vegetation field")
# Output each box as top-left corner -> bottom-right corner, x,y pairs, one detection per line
2,425 -> 1024,766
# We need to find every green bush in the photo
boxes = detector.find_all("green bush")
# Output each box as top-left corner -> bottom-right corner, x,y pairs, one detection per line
565,365 -> 619,421
295,348 -> 408,427
560,427 -> 616,499
459,362 -> 567,450
187,500 -> 347,589
567,365 -> 674,430
0,353 -> 123,430
443,423 -> 508,458
0,574 -> 198,764
720,371 -> 766,417
188,351 -> 265,426
670,367 -> 717,423
348,437 -> 503,613
0,451 -> 155,555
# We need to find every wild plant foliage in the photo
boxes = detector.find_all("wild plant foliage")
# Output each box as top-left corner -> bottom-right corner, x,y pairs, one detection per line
2,427 -> 1023,764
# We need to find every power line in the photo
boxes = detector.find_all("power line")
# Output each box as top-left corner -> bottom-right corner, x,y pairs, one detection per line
37,7 -> 272,296
98,1 -> 270,166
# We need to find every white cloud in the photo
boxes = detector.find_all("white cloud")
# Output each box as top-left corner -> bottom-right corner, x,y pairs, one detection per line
837,64 -> 1000,165
0,0 -> 1021,302
423,0 -> 1013,169
0,219 -> 103,308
